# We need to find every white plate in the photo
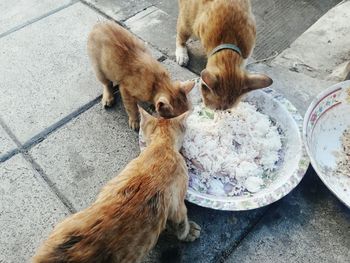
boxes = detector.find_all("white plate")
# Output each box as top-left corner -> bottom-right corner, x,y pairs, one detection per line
140,80 -> 309,211
303,80 -> 350,208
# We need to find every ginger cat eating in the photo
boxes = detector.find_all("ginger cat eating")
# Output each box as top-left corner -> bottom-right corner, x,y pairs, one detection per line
32,106 -> 200,263
176,0 -> 273,110
88,21 -> 195,130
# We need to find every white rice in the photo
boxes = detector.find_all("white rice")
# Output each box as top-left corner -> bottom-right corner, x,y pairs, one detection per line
182,102 -> 283,195
335,127 -> 350,177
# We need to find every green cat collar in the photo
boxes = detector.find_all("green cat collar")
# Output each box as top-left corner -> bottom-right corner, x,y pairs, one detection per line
209,44 -> 242,57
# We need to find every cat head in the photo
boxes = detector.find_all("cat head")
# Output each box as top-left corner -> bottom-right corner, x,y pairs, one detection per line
154,80 -> 195,118
200,68 -> 272,110
139,106 -> 189,151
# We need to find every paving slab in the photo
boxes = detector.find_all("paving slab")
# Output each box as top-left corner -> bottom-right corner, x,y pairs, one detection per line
225,169 -> 350,263
125,6 -> 207,76
0,154 -> 70,262
152,0 -> 179,17
0,3 -> 104,144
161,59 -> 197,81
0,0 -> 73,35
272,1 -> 350,80
147,44 -> 167,61
155,0 -> 343,56
145,204 -> 266,263
251,0 -> 342,60
29,96 -> 139,211
155,0 -> 341,60
124,1 -> 342,73
0,127 -> 17,161
83,0 -> 154,22
125,6 -> 177,57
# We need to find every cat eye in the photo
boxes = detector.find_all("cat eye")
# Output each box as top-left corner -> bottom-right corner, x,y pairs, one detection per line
201,79 -> 211,92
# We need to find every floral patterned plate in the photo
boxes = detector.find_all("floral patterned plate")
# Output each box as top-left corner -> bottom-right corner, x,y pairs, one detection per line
303,80 -> 350,208
139,79 -> 309,211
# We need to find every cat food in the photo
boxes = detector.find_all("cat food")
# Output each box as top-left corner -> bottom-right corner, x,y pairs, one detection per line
182,102 -> 283,195
335,127 -> 350,177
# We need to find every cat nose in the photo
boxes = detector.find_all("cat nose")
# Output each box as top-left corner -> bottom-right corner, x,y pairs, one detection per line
216,106 -> 225,110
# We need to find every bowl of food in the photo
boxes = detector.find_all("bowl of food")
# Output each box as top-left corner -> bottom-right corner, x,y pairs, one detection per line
140,79 -> 309,211
303,80 -> 350,208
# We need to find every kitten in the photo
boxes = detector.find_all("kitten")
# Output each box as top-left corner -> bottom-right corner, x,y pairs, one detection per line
88,21 -> 195,130
32,107 -> 201,263
176,0 -> 273,110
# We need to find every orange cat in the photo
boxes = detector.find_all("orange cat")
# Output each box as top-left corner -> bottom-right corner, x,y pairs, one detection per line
176,0 -> 273,110
32,107 -> 200,263
88,21 -> 194,130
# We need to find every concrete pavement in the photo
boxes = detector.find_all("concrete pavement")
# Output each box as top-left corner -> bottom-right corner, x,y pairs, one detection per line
0,0 -> 349,262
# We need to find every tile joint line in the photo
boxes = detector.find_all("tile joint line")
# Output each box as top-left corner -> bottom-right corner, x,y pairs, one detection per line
0,116 -> 76,213
0,1 -> 78,39
0,95 -> 102,213
215,204 -> 278,263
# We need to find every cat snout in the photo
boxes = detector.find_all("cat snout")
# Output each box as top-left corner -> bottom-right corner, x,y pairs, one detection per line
217,104 -> 230,111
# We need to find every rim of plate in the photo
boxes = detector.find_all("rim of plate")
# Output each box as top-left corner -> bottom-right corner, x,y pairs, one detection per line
185,84 -> 310,211
186,88 -> 310,211
302,80 -> 350,209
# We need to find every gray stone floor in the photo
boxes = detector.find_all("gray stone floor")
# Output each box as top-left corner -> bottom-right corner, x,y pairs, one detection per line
0,1 -> 349,262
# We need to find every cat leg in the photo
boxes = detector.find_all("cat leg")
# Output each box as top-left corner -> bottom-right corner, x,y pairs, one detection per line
168,202 -> 201,242
93,68 -> 115,108
119,86 -> 139,130
102,81 -> 115,108
176,14 -> 191,66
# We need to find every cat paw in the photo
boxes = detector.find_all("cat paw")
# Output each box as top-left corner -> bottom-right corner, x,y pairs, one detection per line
128,118 -> 140,131
102,94 -> 115,108
176,46 -> 189,66
182,221 -> 201,242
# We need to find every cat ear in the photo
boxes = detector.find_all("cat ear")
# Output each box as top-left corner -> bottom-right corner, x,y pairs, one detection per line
138,105 -> 156,126
156,96 -> 173,117
180,80 -> 196,94
245,73 -> 273,91
172,110 -> 190,124
200,69 -> 217,93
